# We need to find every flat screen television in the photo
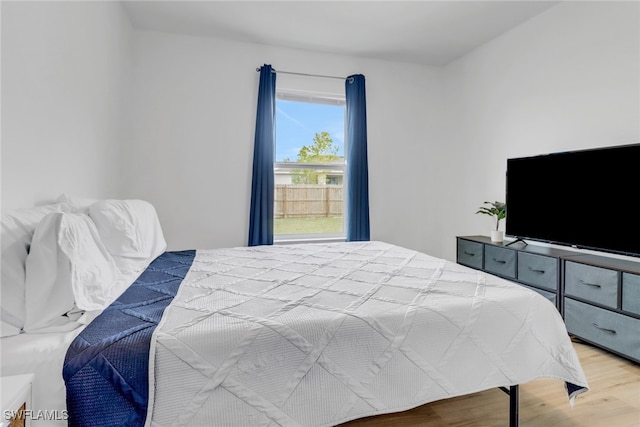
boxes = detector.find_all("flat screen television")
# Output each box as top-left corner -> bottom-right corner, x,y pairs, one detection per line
505,143 -> 640,257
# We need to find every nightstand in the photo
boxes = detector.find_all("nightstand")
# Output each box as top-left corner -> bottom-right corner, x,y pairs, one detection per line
1,374 -> 33,427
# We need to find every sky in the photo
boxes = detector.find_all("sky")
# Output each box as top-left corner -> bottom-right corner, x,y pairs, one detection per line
275,100 -> 345,162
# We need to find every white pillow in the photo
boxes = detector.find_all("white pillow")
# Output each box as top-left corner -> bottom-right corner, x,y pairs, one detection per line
23,212 -> 121,333
57,193 -> 99,213
88,199 -> 167,275
1,203 -> 71,336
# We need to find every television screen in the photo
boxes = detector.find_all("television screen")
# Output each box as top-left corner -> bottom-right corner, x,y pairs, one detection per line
505,144 -> 640,257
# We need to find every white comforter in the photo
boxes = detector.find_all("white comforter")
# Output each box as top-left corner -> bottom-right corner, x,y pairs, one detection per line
146,241 -> 588,426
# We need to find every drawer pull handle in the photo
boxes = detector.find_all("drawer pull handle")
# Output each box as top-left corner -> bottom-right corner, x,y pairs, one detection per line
464,251 -> 476,257
579,279 -> 601,289
528,267 -> 545,274
493,258 -> 506,264
592,323 -> 616,335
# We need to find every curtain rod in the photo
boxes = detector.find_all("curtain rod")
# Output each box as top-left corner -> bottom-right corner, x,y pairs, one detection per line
255,67 -> 346,81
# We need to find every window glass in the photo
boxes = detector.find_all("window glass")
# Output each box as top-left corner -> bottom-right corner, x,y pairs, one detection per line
274,96 -> 346,238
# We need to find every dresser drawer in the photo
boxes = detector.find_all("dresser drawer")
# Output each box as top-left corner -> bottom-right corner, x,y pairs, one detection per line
622,272 -> 640,316
565,298 -> 640,361
457,239 -> 483,269
565,261 -> 618,308
517,252 -> 558,291
522,284 -> 556,306
484,246 -> 516,279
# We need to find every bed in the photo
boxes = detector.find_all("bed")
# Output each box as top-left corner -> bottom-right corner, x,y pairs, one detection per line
1,198 -> 589,427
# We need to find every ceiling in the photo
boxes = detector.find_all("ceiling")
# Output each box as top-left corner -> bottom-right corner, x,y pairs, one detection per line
121,1 -> 561,66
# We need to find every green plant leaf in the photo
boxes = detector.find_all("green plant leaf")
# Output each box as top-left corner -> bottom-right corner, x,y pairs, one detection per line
476,201 -> 506,230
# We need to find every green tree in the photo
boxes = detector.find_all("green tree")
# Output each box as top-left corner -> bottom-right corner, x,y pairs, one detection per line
292,132 -> 340,184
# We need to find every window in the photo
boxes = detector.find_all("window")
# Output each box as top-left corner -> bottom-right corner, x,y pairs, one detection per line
274,90 -> 346,241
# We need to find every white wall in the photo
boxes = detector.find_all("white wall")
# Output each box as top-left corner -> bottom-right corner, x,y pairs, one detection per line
1,1 -> 133,214
2,1 -> 637,261
126,30 -> 444,251
438,1 -> 640,260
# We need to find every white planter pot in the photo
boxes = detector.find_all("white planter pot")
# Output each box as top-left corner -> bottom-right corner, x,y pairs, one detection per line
491,230 -> 504,243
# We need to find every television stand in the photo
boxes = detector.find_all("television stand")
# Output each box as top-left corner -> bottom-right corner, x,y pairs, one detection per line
506,238 -> 528,247
456,235 -> 640,364
456,235 -> 569,311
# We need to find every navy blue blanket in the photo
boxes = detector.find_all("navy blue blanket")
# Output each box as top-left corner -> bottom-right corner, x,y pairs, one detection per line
63,250 -> 195,427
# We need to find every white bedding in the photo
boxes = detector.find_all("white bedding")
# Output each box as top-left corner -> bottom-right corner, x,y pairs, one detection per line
147,241 -> 588,426
1,196 -> 167,424
1,327 -> 85,426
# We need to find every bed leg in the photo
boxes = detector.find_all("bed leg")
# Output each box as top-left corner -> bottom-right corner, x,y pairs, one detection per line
509,385 -> 519,427
499,385 -> 519,427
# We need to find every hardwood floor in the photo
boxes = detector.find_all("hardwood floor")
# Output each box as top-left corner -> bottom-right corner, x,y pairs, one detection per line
340,338 -> 640,426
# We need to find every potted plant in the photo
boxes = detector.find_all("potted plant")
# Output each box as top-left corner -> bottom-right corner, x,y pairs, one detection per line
476,201 -> 506,242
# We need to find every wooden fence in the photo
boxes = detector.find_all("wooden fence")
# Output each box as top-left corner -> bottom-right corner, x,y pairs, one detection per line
275,185 -> 343,218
